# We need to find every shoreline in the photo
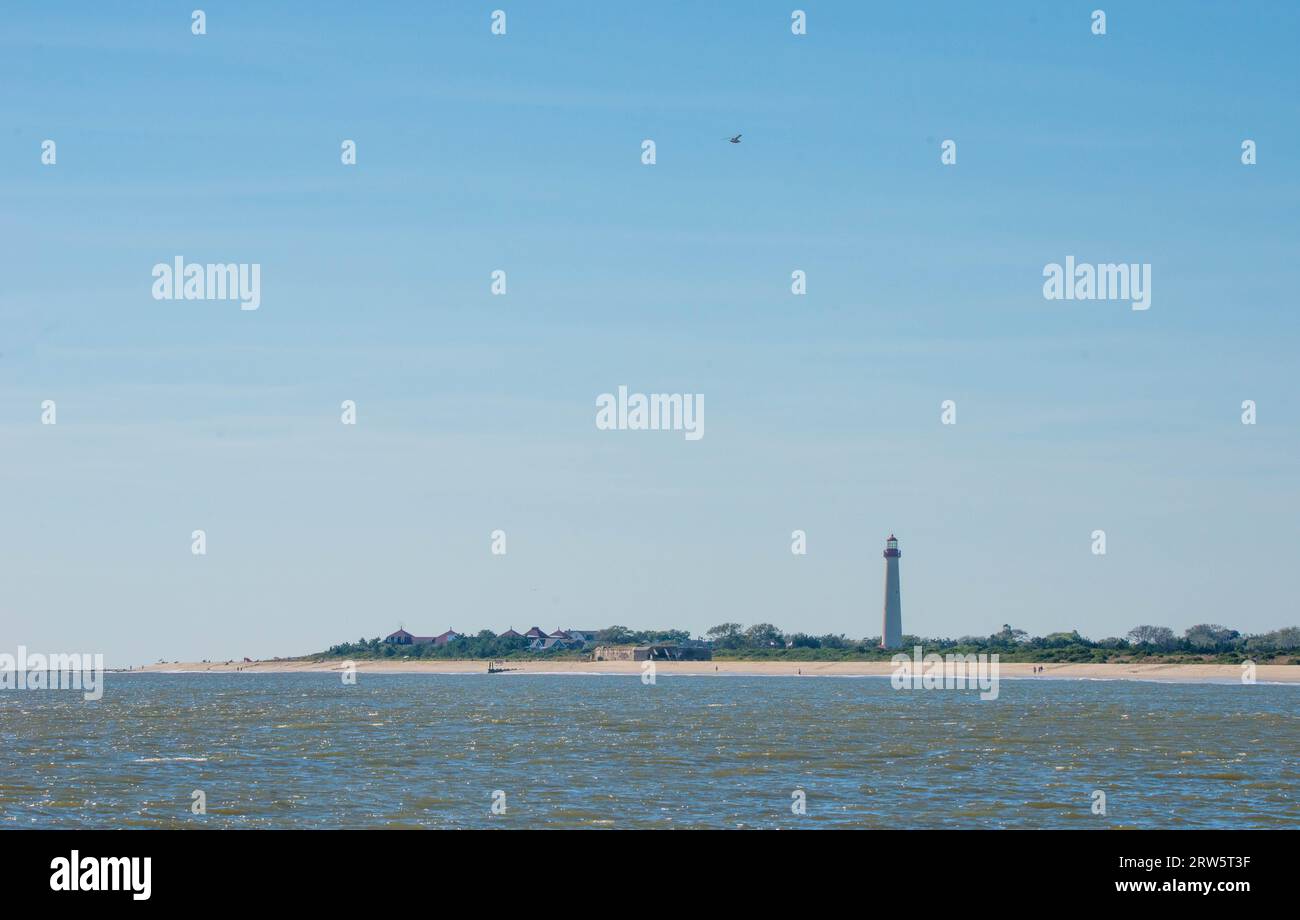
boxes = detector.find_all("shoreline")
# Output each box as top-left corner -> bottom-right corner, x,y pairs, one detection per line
128,659 -> 1300,684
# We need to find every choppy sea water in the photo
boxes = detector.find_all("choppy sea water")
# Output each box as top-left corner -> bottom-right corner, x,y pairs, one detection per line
1,673 -> 1295,828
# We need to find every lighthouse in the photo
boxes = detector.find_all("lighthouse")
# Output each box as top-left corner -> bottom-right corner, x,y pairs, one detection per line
881,534 -> 902,648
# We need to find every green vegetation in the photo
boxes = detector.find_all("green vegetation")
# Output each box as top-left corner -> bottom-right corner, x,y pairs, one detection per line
708,622 -> 1299,664
317,626 -> 691,661
323,632 -> 548,660
312,623 -> 1299,664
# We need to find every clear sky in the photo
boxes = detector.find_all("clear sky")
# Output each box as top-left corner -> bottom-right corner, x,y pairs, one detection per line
3,2 -> 1298,666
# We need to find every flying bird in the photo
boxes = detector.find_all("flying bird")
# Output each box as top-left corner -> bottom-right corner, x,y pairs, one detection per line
726,134 -> 742,144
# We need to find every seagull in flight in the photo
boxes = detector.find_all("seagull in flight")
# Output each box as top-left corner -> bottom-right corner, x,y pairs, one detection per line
726,134 -> 742,144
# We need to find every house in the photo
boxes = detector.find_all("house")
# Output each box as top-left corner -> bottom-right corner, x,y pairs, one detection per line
384,628 -> 435,646
547,630 -> 572,640
433,630 -> 462,646
523,627 -> 548,640
530,636 -> 582,652
498,628 -> 523,639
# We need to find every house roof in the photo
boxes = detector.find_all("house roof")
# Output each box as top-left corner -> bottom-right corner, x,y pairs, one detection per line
388,629 -> 436,643
499,629 -> 523,638
524,626 -> 547,638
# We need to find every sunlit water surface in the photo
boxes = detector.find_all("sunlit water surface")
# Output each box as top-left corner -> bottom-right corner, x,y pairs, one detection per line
1,673 -> 1295,828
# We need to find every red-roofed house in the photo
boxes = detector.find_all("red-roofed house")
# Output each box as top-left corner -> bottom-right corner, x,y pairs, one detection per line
384,628 -> 435,646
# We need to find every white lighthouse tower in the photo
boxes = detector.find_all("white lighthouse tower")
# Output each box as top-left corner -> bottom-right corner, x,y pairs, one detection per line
881,534 -> 902,648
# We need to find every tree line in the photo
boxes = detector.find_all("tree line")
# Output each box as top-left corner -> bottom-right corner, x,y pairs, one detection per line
703,622 -> 1299,662
316,622 -> 1298,663
320,626 -> 692,661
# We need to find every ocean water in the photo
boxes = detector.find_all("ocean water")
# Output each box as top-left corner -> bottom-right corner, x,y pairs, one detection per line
1,673 -> 1295,828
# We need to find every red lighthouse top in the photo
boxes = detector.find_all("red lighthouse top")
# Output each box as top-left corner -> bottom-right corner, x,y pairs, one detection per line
883,535 -> 900,558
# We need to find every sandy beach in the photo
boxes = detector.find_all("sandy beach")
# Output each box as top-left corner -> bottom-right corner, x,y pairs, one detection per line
132,658 -> 1300,683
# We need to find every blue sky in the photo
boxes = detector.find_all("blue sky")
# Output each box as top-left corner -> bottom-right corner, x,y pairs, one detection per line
3,2 -> 1298,666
